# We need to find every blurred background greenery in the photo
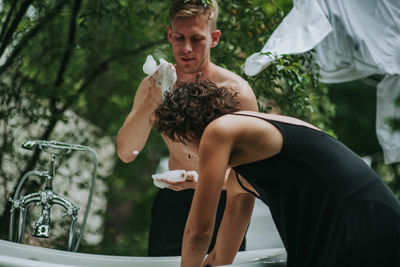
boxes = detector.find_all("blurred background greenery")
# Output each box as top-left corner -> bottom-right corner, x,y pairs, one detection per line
0,0 -> 399,256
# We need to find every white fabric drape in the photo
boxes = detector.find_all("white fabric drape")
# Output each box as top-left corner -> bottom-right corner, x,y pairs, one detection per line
245,0 -> 400,164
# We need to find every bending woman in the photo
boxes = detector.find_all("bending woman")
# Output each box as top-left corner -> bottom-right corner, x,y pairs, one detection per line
155,80 -> 400,267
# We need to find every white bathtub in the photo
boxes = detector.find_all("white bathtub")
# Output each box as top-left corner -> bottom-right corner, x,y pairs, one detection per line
0,239 -> 286,267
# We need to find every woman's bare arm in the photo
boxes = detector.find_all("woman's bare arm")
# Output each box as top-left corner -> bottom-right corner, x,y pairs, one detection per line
204,171 -> 255,266
181,123 -> 234,267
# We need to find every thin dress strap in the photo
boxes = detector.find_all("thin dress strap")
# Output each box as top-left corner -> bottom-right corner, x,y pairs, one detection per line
234,170 -> 260,198
232,112 -> 269,120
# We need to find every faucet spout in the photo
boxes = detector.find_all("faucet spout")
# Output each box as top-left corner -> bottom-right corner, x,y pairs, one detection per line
32,209 -> 51,238
32,195 -> 52,238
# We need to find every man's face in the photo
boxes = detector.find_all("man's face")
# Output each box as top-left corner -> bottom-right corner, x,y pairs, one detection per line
167,16 -> 220,74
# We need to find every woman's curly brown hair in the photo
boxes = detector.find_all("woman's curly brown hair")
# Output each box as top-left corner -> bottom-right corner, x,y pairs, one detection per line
155,79 -> 240,144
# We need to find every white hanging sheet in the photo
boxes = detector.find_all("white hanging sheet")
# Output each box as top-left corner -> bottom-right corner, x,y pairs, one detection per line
244,0 -> 333,76
245,0 -> 400,164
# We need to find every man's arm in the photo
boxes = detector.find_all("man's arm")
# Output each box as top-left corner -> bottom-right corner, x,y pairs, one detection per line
117,76 -> 162,163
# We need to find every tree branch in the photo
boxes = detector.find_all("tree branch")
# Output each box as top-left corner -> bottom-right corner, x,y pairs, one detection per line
60,36 -> 168,114
54,0 -> 82,87
0,0 -> 33,57
0,1 -> 17,40
0,0 -> 68,75
50,0 -> 82,116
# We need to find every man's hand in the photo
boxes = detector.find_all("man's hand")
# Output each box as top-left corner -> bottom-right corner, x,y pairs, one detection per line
148,73 -> 162,96
159,172 -> 198,191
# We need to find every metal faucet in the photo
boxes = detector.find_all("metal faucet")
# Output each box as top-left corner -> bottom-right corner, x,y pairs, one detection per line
9,140 -> 98,252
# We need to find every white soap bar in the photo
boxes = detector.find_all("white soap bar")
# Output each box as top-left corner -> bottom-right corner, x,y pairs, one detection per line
151,170 -> 186,189
186,170 -> 198,182
142,55 -> 177,94
143,55 -> 158,76
157,59 -> 177,93
151,170 -> 198,189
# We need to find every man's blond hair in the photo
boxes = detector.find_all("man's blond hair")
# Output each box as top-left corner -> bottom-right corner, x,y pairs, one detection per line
169,0 -> 219,30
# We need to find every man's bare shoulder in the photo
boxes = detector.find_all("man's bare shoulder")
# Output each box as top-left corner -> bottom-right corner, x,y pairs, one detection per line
211,64 -> 251,92
210,64 -> 258,111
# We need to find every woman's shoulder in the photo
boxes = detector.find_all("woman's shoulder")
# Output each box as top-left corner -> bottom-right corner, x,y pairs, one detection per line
203,113 -> 285,162
206,112 -> 265,131
203,113 -> 262,140
204,115 -> 238,134
233,111 -> 321,131
201,115 -> 243,142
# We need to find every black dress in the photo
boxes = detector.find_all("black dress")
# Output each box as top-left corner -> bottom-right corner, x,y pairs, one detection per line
232,113 -> 400,267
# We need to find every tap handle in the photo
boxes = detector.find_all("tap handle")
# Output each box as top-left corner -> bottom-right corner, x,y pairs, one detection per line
22,140 -> 72,155
22,140 -> 91,153
21,140 -> 40,150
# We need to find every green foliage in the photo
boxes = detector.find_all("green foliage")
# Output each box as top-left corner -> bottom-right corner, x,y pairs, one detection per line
389,96 -> 400,131
328,82 -> 380,156
184,0 -> 213,7
373,161 -> 400,200
215,0 -> 275,70
249,53 -> 335,130
216,0 -> 335,130
98,130 -> 168,256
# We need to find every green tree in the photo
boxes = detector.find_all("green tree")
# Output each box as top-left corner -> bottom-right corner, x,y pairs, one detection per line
0,0 -> 170,253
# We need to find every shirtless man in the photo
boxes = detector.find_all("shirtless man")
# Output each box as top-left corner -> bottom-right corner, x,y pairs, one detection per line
117,0 -> 258,256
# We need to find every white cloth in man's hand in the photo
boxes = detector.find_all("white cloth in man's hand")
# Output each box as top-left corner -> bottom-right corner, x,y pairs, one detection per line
143,55 -> 177,94
151,170 -> 198,189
